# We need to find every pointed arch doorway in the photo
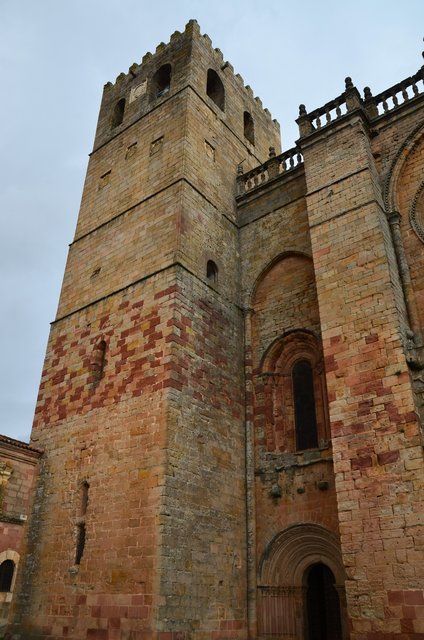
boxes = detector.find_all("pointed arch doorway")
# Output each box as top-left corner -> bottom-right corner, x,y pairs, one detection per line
257,524 -> 349,639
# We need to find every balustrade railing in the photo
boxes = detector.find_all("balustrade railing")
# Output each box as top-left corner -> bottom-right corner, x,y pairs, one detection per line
297,66 -> 424,137
300,92 -> 347,132
364,66 -> 424,117
237,146 -> 303,196
237,64 -> 423,197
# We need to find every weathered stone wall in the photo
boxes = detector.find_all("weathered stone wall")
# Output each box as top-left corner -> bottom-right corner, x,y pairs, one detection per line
16,273 -> 173,639
158,266 -> 246,637
238,168 -> 343,637
300,104 -> 424,638
8,19 -> 424,640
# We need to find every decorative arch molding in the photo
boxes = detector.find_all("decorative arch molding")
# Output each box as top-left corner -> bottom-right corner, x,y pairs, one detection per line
258,523 -> 345,587
384,120 -> 424,214
0,550 -> 19,566
260,328 -> 321,374
250,250 -> 313,306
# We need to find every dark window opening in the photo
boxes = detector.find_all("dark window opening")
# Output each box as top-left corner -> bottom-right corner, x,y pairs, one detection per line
306,564 -> 342,640
244,111 -> 255,144
151,64 -> 172,99
206,260 -> 218,283
92,340 -> 107,382
80,481 -> 89,516
292,359 -> 318,450
75,523 -> 86,565
111,98 -> 126,128
206,69 -> 225,111
0,560 -> 14,592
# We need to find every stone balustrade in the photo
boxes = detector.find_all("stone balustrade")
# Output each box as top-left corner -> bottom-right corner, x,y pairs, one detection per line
298,91 -> 348,133
297,66 -> 424,137
237,64 -> 423,197
364,66 -> 424,117
296,77 -> 362,137
237,146 -> 303,196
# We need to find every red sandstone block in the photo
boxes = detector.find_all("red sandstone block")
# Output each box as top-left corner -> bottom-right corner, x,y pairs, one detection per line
132,595 -> 144,605
351,455 -> 373,470
404,591 -> 424,605
100,606 -> 122,618
388,591 -> 405,605
154,285 -> 177,300
163,379 -> 183,391
402,605 -> 417,619
107,618 -> 121,629
128,605 -> 149,619
365,333 -> 379,343
400,618 -> 415,633
377,450 -> 400,465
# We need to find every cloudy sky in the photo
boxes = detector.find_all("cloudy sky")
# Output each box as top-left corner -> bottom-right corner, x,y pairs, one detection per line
1,0 -> 423,442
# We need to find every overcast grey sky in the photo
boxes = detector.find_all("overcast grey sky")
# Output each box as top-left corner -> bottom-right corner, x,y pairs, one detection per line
1,0 -> 423,442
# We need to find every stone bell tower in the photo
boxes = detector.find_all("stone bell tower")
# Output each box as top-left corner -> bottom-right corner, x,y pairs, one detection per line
11,20 -> 281,640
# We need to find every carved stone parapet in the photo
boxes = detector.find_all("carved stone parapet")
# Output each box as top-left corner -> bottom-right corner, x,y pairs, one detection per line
296,104 -> 314,138
370,66 -> 424,118
363,86 -> 379,119
345,77 -> 362,111
236,146 -> 303,196
267,156 -> 280,179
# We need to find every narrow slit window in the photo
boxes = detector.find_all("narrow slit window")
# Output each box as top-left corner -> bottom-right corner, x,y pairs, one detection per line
206,69 -> 225,111
0,560 -> 14,592
75,523 -> 86,565
111,98 -> 126,128
292,359 -> 318,450
151,64 -> 172,100
244,111 -> 255,144
207,260 -> 218,283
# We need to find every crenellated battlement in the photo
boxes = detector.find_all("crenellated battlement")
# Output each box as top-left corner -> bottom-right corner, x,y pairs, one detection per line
101,19 -> 277,126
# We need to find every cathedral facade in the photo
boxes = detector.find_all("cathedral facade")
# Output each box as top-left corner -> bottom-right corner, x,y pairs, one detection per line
6,20 -> 424,640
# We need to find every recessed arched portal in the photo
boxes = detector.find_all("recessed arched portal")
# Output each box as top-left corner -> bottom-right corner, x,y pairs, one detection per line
257,524 -> 349,639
